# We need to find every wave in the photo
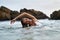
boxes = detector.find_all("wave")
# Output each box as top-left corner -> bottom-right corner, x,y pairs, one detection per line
0,19 -> 60,30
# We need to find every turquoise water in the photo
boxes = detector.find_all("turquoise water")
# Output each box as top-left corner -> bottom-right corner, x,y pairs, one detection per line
0,19 -> 60,40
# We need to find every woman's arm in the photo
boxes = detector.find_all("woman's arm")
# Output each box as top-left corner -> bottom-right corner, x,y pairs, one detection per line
13,12 -> 37,21
11,12 -> 37,24
25,13 -> 37,22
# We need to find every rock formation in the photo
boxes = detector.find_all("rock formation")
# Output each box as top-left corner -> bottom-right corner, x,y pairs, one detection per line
0,6 -> 20,20
0,6 -> 11,20
10,11 -> 20,20
50,10 -> 60,20
0,6 -> 49,21
20,8 -> 49,19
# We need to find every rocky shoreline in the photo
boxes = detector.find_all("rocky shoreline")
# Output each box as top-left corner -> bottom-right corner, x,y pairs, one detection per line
0,6 -> 60,21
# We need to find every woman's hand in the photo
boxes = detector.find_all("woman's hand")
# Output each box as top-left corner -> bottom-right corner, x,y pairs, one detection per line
10,19 -> 16,24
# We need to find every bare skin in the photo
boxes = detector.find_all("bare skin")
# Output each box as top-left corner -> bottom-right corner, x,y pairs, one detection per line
11,12 -> 37,26
22,18 -> 36,26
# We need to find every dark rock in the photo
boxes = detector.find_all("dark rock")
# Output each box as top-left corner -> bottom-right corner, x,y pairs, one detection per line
0,6 -> 20,21
0,6 -> 11,20
10,11 -> 20,20
50,10 -> 60,20
0,6 -> 49,21
20,8 -> 49,19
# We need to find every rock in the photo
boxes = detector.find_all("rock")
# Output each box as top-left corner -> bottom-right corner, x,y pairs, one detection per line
20,8 -> 49,19
0,6 -> 49,21
10,11 -> 20,20
50,10 -> 60,20
0,6 -> 20,20
0,6 -> 11,20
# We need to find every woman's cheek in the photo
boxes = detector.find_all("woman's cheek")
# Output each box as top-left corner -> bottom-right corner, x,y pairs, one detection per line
29,22 -> 32,25
23,20 -> 26,23
26,21 -> 30,24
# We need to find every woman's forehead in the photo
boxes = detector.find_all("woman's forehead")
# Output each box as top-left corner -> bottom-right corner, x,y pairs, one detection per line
23,18 -> 29,19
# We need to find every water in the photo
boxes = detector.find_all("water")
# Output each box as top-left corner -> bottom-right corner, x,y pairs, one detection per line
0,19 -> 60,40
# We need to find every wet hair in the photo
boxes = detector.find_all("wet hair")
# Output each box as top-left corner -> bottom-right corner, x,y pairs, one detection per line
20,18 -> 31,28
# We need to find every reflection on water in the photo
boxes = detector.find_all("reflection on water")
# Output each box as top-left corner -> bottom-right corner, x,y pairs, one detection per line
0,19 -> 60,40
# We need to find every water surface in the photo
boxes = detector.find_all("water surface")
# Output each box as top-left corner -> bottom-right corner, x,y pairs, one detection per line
0,19 -> 60,40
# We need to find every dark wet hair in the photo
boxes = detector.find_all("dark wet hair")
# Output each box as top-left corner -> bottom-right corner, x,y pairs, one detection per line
20,18 -> 31,28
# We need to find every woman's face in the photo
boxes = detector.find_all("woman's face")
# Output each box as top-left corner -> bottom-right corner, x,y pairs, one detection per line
22,18 -> 32,24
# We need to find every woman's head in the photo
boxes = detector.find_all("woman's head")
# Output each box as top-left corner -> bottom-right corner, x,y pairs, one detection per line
21,18 -> 36,28
21,18 -> 31,28
22,18 -> 32,24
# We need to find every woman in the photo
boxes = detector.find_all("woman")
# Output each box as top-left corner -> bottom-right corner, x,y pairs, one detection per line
11,12 -> 38,28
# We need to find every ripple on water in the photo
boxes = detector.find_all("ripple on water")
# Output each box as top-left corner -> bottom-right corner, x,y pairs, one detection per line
0,20 -> 60,40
